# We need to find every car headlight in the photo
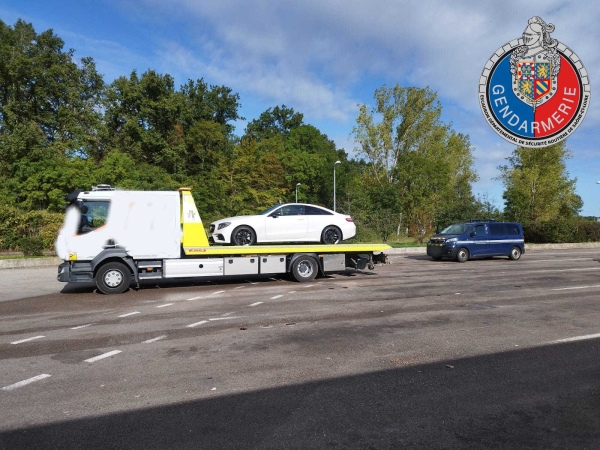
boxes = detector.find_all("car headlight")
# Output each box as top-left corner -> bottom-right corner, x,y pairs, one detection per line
217,222 -> 231,230
445,237 -> 457,244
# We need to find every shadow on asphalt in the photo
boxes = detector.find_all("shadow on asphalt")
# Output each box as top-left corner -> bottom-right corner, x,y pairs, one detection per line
2,339 -> 599,449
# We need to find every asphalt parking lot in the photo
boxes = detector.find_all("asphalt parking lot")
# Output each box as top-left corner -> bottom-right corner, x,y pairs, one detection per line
1,249 -> 600,449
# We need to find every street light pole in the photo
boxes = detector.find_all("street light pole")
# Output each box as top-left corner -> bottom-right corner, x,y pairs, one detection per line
333,160 -> 341,212
296,183 -> 301,202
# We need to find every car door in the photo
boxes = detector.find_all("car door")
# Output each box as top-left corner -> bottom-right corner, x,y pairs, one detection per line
468,224 -> 489,256
265,205 -> 308,241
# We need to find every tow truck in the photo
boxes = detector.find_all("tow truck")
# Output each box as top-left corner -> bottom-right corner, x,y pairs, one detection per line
56,186 -> 390,294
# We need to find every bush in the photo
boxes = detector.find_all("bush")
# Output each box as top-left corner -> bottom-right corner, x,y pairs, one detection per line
523,218 -> 600,244
18,236 -> 45,256
0,205 -> 64,251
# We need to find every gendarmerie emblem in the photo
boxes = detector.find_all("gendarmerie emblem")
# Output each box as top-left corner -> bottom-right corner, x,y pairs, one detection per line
479,17 -> 590,147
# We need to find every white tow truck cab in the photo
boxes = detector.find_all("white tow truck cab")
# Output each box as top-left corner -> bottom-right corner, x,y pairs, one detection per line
56,186 -> 390,294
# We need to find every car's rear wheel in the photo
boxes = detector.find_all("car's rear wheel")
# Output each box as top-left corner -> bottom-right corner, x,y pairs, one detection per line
509,246 -> 522,260
456,248 -> 469,263
321,225 -> 342,244
231,226 -> 256,246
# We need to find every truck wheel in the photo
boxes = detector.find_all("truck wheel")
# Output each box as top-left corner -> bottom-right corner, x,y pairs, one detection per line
456,248 -> 469,263
321,226 -> 342,244
95,261 -> 131,295
291,255 -> 318,282
509,246 -> 522,260
232,225 -> 256,246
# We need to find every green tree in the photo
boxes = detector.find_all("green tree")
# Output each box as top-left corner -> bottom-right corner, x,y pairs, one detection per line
244,105 -> 304,141
497,141 -> 582,225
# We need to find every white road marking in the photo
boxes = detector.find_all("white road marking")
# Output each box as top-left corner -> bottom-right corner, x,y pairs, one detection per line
209,317 -> 240,321
551,333 -> 600,344
303,284 -> 314,288
212,291 -> 225,295
118,311 -> 140,318
248,302 -> 263,307
85,350 -> 122,363
234,286 -> 245,289
221,312 -> 236,316
71,324 -> 94,330
270,295 -> 283,299
552,285 -> 600,291
2,374 -> 51,391
523,258 -> 592,263
288,291 -> 297,294
187,320 -> 208,328
156,303 -> 174,308
142,335 -> 167,344
11,336 -> 45,345
187,296 -> 204,301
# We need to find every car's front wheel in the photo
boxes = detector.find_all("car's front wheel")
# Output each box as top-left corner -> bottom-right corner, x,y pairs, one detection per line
456,248 -> 469,263
321,225 -> 342,244
231,225 -> 256,246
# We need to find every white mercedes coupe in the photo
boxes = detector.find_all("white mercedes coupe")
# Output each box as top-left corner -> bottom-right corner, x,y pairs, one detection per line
209,203 -> 356,245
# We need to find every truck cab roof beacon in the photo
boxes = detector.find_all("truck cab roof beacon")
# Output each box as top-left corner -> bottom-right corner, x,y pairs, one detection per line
479,16 -> 590,147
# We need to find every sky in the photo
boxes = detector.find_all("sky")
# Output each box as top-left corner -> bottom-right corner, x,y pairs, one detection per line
2,0 -> 599,216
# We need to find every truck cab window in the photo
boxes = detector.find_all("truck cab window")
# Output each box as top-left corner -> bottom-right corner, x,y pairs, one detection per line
78,200 -> 110,235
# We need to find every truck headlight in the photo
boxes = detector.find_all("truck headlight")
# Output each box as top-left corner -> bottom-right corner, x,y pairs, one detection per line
217,222 -> 231,230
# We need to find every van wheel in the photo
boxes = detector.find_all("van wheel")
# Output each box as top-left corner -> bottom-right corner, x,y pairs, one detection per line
96,261 -> 131,295
509,246 -> 522,261
456,248 -> 469,263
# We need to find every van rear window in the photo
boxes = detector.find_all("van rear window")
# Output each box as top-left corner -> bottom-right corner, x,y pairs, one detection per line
507,225 -> 520,235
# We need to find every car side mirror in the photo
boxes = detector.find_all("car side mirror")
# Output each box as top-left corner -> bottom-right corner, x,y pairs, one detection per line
269,213 -> 279,218
470,231 -> 476,237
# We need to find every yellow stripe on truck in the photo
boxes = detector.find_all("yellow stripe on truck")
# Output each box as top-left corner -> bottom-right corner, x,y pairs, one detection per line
184,243 -> 391,256
179,189 -> 209,248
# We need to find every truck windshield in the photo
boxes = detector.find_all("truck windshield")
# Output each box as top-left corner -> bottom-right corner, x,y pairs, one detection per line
79,200 -> 110,234
439,223 -> 470,235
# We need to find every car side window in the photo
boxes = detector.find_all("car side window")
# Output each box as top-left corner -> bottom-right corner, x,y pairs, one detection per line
279,205 -> 305,216
507,224 -> 520,235
305,206 -> 333,215
471,225 -> 487,237
489,223 -> 508,236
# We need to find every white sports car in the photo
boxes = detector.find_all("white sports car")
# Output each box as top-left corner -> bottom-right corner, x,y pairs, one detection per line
209,203 -> 356,245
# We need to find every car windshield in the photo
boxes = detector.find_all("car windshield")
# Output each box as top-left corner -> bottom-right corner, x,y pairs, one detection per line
260,204 -> 282,215
439,223 -> 470,235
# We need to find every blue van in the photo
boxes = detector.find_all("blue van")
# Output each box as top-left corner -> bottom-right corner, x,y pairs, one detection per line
426,220 -> 525,262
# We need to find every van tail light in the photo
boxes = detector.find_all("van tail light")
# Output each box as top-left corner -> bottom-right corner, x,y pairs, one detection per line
346,217 -> 353,222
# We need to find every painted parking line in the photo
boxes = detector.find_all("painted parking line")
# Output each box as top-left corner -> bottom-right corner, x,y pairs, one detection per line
142,335 -> 167,344
270,295 -> 283,300
248,302 -> 263,307
11,336 -> 45,345
212,291 -> 226,295
187,320 -> 208,328
209,317 -> 240,321
118,311 -> 141,318
156,303 -> 174,308
302,284 -> 314,288
85,350 -> 122,363
71,324 -> 94,330
234,286 -> 246,289
552,285 -> 600,291
551,332 -> 600,344
187,296 -> 204,301
2,374 -> 51,391
221,312 -> 236,316
288,291 -> 297,294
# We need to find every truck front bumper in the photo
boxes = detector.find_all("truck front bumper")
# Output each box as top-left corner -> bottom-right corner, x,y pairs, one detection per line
57,261 -> 94,283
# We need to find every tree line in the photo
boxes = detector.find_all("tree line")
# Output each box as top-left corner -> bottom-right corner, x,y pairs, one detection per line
0,19 -> 595,252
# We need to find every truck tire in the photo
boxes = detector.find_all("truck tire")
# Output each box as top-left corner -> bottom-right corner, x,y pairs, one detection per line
95,261 -> 131,294
291,255 -> 318,282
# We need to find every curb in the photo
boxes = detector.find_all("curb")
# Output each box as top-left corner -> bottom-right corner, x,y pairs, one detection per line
0,257 -> 63,270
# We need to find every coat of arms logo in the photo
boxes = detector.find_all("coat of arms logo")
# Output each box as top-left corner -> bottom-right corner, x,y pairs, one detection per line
479,17 -> 590,147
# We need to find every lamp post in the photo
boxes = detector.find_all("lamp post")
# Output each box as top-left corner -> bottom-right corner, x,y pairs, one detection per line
295,183 -> 301,202
333,160 -> 341,212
